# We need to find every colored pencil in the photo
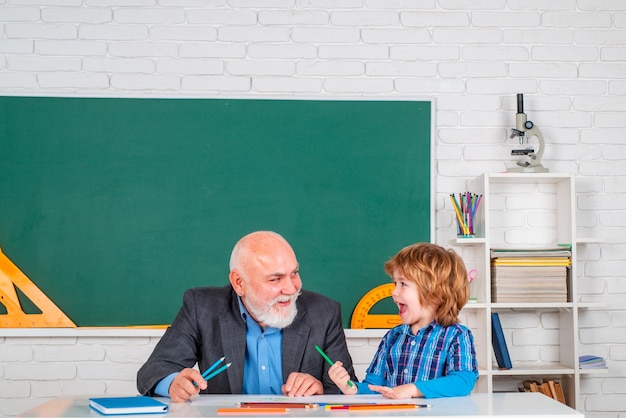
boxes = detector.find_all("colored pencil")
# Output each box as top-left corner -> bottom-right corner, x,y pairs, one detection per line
314,345 -> 355,388
239,402 -> 319,409
203,362 -> 232,381
314,345 -> 334,365
327,403 -> 431,411
201,356 -> 225,379
217,407 -> 289,415
450,192 -> 482,236
323,403 -> 376,409
450,194 -> 469,235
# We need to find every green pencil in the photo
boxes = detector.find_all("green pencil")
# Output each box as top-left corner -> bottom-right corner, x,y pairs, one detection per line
314,345 -> 355,389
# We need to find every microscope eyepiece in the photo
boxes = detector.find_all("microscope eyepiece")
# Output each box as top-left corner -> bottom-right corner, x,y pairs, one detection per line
517,93 -> 524,114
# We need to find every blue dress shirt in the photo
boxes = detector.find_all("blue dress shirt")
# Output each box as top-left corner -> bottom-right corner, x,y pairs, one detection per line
154,297 -> 283,397
240,302 -> 283,394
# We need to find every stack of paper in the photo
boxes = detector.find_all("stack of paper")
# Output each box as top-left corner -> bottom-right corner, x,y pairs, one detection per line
491,247 -> 571,303
579,355 -> 607,369
491,265 -> 569,303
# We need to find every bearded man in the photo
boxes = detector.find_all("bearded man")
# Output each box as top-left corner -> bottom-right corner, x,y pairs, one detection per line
137,231 -> 355,402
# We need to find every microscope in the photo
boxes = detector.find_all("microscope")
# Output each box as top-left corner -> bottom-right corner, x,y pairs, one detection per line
508,94 -> 548,173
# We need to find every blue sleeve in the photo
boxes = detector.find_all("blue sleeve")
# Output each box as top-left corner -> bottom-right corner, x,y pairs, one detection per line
352,372 -> 386,395
352,329 -> 395,395
154,372 -> 178,397
415,370 -> 478,398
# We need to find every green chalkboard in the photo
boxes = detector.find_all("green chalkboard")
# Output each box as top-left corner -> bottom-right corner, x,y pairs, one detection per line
0,96 -> 431,327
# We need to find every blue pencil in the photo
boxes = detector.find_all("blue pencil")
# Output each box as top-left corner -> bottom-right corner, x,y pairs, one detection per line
203,362 -> 232,381
201,356 -> 225,379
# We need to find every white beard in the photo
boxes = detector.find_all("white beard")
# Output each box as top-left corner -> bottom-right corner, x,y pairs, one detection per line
245,290 -> 301,329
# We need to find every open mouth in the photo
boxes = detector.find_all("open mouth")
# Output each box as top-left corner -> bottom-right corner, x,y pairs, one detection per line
397,303 -> 408,316
276,300 -> 291,308
272,296 -> 293,309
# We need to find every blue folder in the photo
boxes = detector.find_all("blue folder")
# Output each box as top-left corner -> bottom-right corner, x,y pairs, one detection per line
491,312 -> 513,369
89,396 -> 168,415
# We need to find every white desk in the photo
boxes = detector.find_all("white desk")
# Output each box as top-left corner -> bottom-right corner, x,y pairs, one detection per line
16,393 -> 583,418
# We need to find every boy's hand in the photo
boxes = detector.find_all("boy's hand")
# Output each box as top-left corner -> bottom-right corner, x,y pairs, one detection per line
328,361 -> 357,394
369,383 -> 420,399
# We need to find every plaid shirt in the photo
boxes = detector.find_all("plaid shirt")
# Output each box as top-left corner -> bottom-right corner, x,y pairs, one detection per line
365,321 -> 478,387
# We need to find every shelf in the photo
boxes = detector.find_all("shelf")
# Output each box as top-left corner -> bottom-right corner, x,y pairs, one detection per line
492,364 -> 576,376
486,172 -> 573,183
454,236 -> 486,245
577,302 -> 604,309
579,368 -> 609,375
491,303 -> 574,310
344,329 -> 389,338
490,302 -> 603,310
470,171 -> 588,411
576,237 -> 603,244
463,302 -> 487,309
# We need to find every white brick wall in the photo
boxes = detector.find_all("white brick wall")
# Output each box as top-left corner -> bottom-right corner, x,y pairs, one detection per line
1,2 -> 624,417
0,331 -> 382,418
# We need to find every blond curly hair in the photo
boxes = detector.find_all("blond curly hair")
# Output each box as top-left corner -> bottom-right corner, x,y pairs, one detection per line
384,243 -> 469,327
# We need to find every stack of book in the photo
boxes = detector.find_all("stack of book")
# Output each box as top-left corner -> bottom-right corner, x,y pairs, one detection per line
579,355 -> 606,369
491,247 -> 571,303
519,378 -> 566,404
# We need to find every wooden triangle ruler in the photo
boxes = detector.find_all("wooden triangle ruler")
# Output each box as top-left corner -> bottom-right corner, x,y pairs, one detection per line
350,283 -> 401,329
0,247 -> 76,327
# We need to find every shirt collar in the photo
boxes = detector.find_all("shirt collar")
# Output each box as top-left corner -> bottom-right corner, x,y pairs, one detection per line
237,296 -> 280,334
397,321 -> 438,336
237,296 -> 248,322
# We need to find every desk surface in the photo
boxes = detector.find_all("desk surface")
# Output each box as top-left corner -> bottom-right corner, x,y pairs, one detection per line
17,393 -> 582,418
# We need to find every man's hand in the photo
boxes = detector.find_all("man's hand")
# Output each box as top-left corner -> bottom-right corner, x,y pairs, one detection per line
368,383 -> 420,399
168,368 -> 206,403
281,372 -> 323,397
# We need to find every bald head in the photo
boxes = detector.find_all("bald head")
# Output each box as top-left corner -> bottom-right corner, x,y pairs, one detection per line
229,231 -> 294,274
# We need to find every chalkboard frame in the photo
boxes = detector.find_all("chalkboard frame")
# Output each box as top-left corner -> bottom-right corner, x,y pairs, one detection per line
0,95 -> 433,328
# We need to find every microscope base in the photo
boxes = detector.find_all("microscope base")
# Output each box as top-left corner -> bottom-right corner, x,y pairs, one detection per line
507,165 -> 549,173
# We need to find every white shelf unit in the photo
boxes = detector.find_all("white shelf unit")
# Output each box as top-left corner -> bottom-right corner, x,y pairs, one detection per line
457,172 -> 600,411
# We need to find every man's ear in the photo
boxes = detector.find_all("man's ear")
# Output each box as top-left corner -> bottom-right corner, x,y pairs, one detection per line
229,270 -> 244,296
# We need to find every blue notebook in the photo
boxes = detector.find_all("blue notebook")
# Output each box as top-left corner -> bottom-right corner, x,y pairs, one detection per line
491,312 -> 513,369
89,396 -> 168,415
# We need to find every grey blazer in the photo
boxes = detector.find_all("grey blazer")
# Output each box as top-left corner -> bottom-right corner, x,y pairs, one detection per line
136,285 -> 356,395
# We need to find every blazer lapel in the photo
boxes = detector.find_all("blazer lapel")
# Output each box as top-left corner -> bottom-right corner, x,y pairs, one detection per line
220,298 -> 246,393
282,311 -> 310,378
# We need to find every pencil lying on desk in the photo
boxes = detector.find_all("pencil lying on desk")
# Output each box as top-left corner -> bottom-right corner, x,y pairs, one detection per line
326,403 -> 431,411
217,407 -> 289,415
238,402 -> 319,408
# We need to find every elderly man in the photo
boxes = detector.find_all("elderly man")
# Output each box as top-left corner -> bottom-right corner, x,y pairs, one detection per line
137,231 -> 355,402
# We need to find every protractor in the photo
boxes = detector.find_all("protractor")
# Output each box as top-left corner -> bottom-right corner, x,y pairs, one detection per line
350,283 -> 401,329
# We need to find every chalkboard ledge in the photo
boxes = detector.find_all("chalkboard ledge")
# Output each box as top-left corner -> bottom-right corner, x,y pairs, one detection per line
0,328 -> 389,338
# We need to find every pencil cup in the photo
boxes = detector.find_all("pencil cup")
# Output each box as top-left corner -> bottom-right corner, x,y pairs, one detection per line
450,192 -> 481,238
456,229 -> 475,239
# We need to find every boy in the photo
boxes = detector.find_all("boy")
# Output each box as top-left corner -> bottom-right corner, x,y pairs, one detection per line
329,243 -> 478,398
